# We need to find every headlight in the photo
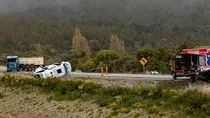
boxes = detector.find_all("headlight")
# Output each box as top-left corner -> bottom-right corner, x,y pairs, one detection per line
199,68 -> 210,72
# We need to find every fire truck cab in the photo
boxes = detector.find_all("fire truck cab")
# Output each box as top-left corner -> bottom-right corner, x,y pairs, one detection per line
171,47 -> 210,80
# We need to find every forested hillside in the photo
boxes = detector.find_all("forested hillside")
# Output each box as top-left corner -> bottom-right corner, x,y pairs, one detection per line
0,0 -> 209,73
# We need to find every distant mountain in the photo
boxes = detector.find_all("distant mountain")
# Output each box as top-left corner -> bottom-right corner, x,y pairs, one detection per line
1,0 -> 210,26
0,0 -> 210,55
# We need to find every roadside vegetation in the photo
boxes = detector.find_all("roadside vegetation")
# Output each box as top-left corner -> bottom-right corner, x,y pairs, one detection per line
0,92 -> 4,99
0,75 -> 210,117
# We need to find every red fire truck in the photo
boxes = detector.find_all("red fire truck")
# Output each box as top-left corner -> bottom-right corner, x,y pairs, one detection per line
171,47 -> 210,80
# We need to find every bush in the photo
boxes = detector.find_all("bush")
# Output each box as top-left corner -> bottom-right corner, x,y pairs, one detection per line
174,90 -> 210,115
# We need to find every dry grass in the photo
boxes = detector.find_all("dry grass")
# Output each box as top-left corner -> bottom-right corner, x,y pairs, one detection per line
186,83 -> 210,95
0,86 -> 111,118
0,92 -> 4,98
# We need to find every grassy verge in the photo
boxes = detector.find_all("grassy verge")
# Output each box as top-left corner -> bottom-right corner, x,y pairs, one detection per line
0,75 -> 210,117
0,92 -> 4,98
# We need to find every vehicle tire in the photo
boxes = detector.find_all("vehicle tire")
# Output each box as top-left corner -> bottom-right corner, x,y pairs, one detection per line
197,72 -> 209,82
173,72 -> 177,80
190,74 -> 197,83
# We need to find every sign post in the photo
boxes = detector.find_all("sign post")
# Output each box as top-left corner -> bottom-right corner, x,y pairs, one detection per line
142,66 -> 145,72
139,57 -> 148,72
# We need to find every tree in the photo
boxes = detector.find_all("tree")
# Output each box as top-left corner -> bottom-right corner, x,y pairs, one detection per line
35,44 -> 45,55
109,34 -> 125,53
81,36 -> 91,56
95,50 -> 120,65
72,28 -> 91,56
175,41 -> 201,54
72,28 -> 83,56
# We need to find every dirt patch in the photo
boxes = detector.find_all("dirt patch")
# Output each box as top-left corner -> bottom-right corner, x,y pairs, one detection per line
0,86 -> 166,118
158,80 -> 190,89
62,77 -> 159,88
0,86 -> 111,118
0,85 -> 168,118
62,77 -> 195,89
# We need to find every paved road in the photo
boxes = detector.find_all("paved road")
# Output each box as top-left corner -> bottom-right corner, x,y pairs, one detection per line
0,65 -> 184,80
70,72 -> 174,80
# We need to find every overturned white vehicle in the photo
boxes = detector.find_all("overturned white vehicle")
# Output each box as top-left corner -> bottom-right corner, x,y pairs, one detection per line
33,61 -> 72,78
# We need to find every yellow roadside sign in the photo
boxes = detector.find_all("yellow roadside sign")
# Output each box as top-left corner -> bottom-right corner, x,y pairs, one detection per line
139,57 -> 148,66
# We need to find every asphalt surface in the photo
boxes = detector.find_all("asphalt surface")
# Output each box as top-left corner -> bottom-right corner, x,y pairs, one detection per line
70,72 -> 174,80
0,65 -> 185,80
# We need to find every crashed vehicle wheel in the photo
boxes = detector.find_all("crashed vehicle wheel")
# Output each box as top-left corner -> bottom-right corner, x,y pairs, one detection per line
190,74 -> 197,83
172,72 -> 177,80
197,70 -> 210,82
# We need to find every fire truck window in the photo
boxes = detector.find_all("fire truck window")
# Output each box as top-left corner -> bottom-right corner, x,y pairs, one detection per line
57,69 -> 62,74
199,56 -> 206,66
175,55 -> 191,70
191,55 -> 198,67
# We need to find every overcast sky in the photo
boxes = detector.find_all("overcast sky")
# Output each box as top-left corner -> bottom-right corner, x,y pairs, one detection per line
0,0 -> 208,13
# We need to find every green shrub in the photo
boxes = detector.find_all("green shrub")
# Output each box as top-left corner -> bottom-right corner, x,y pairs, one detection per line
66,91 -> 82,100
96,95 -> 114,107
98,87 -> 127,96
173,90 -> 210,115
